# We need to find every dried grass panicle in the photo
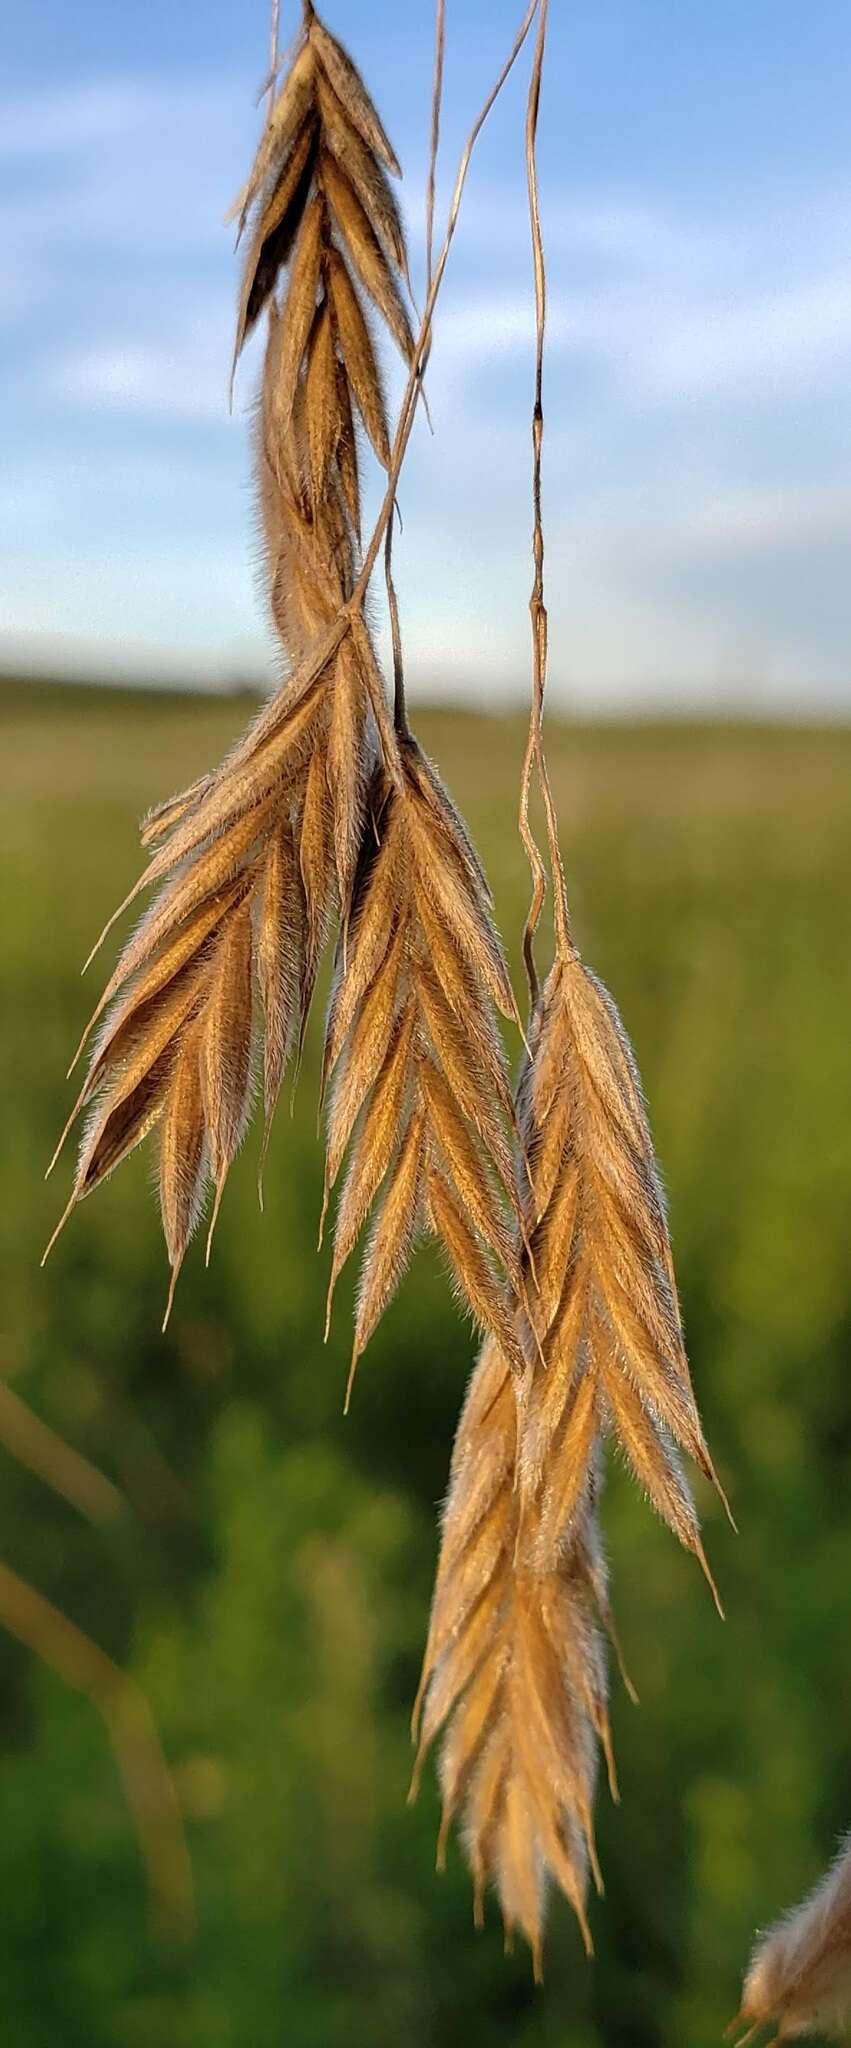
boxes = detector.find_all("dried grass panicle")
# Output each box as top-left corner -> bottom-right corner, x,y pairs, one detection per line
46,7 -> 411,1306
44,718 -> 316,1314
516,950 -> 728,1604
412,914 -> 723,1970
231,7 -> 413,452
38,0 -> 741,1986
412,1335 -> 619,1971
322,736 -> 528,1403
401,0 -> 728,1976
732,1837 -> 851,2045
244,1 -> 417,887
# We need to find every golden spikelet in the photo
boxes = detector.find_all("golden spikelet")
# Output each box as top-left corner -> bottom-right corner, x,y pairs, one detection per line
231,6 -> 413,447
44,624 -> 368,1302
307,13 -> 402,178
255,310 -> 371,909
44,685 -> 318,1300
732,1836 -> 851,2045
322,739 -> 528,1403
47,7 -> 410,1304
240,0 -> 415,909
325,243 -> 390,467
39,0 -> 743,1989
241,3 -> 413,850
516,950 -> 728,1604
412,1335 -> 621,1971
411,0 -> 728,1936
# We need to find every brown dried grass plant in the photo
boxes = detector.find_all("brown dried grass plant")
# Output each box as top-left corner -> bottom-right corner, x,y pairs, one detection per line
412,0 -> 728,1965
44,0 -> 729,1973
731,1835 -> 851,2043
411,1334 -> 623,1976
320,737 -> 530,1409
45,0 -> 415,1316
0,1387 -> 192,1938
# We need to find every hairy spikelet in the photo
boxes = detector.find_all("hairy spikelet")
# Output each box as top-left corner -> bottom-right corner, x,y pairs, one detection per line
733,1837 -> 851,2044
323,738 -> 527,1400
47,8 -> 409,1301
242,1 -> 414,843
232,8 -> 412,458
43,0 -> 740,1983
255,309 -> 370,908
413,1336 -> 619,1971
516,951 -> 725,1600
45,614 -> 373,1299
44,680 -> 320,1299
238,0 -> 414,970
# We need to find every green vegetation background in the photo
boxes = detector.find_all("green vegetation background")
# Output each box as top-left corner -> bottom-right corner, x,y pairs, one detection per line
2,680 -> 850,2047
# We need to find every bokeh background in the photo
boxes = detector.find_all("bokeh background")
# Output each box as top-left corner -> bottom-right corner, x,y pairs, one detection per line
5,0 -> 851,711
2,1 -> 851,2044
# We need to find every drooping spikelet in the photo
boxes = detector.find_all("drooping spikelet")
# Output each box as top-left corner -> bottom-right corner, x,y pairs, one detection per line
732,1836 -> 851,2044
516,950 -> 727,1599
46,7 -> 412,1307
254,303 -> 390,914
242,1 -> 417,888
322,737 -> 528,1399
231,7 -> 413,460
412,1335 -> 619,1971
44,666 -> 326,1309
414,926 -> 725,1969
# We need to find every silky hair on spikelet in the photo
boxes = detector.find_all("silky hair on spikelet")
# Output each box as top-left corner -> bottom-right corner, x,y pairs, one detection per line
41,0 -> 738,1986
412,0 -> 730,1974
45,4 -> 413,1317
322,738 -> 529,1406
730,1837 -> 851,2044
516,950 -> 731,1598
411,1335 -> 620,1973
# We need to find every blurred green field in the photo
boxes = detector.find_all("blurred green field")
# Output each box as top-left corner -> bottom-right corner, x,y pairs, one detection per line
1,678 -> 850,2048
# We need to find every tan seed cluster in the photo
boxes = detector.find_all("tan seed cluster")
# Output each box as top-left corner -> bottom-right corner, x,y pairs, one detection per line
47,9 -> 414,1312
46,0 -> 728,1975
733,1836 -> 851,2044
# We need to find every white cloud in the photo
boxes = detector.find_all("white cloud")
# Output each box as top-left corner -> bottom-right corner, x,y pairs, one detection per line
0,74 -> 248,303
659,480 -> 851,558
3,64 -> 851,710
430,263 -> 851,405
11,86 -> 851,418
458,187 -> 717,271
423,177 -> 851,409
52,339 -> 234,423
642,272 -> 851,398
0,82 -> 160,156
0,77 -> 237,157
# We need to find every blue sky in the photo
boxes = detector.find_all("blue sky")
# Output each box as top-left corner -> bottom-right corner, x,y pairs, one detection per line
3,0 -> 851,712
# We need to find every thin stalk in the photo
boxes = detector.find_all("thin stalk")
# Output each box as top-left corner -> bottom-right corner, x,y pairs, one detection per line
84,0 -> 542,990
264,0 -> 540,782
387,0 -> 447,738
386,0 -> 448,745
375,0 -> 541,582
425,0 -> 447,293
0,1562 -> 193,1940
147,0 -> 542,820
385,506 -> 408,736
0,1382 -> 124,1526
519,0 -> 572,999
270,0 -> 280,94
256,0 -> 283,107
364,0 -> 540,765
